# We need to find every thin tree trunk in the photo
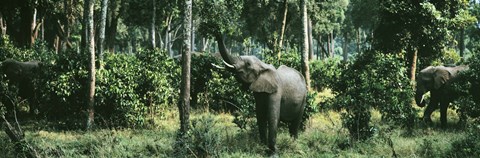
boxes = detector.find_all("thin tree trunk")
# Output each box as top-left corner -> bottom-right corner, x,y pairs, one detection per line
459,28 -> 465,60
62,0 -> 72,52
30,0 -> 37,45
277,0 -> 288,59
308,18 -> 313,60
191,20 -> 195,52
178,0 -> 192,135
343,33 -> 349,61
150,0 -> 156,49
410,48 -> 418,81
98,0 -> 108,64
106,0 -> 120,53
0,12 -> 6,36
166,16 -> 173,57
201,38 -> 209,52
356,28 -> 361,52
84,0 -> 96,130
330,32 -> 335,58
301,0 -> 311,90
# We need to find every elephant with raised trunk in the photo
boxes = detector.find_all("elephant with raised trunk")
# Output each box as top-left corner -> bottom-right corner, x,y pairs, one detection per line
213,35 -> 307,155
0,59 -> 42,116
415,65 -> 468,127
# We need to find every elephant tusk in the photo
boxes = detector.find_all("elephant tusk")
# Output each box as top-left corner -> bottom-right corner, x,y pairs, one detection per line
223,60 -> 235,69
211,63 -> 225,69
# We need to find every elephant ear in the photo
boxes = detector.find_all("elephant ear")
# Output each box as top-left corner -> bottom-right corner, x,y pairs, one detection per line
433,69 -> 450,89
249,69 -> 278,93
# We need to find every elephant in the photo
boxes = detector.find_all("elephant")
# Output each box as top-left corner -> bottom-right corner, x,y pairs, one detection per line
415,65 -> 468,128
213,35 -> 307,155
0,59 -> 42,116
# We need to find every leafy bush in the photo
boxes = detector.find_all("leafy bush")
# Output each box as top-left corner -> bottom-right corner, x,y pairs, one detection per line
329,51 -> 415,140
95,50 -> 180,127
310,57 -> 346,91
452,53 -> 480,119
447,126 -> 480,157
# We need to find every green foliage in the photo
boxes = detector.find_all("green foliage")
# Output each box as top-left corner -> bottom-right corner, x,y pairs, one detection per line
329,51 -> 415,140
197,0 -> 243,37
177,114 -> 235,157
447,126 -> 480,157
309,57 -> 346,91
95,50 -> 180,127
264,49 -> 302,70
451,53 -> 480,119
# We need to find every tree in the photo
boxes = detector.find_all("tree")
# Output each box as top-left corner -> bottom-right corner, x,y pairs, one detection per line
150,0 -> 156,49
309,0 -> 349,59
84,0 -> 96,130
178,0 -> 192,135
301,0 -> 311,89
373,0 -> 475,81
98,0 -> 108,64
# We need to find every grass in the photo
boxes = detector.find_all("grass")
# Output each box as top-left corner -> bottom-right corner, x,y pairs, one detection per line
1,106 -> 474,158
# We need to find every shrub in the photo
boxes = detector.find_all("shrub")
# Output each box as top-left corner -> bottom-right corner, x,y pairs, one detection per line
329,51 -> 415,140
95,50 -> 180,127
452,53 -> 480,119
310,57 -> 346,91
447,126 -> 480,157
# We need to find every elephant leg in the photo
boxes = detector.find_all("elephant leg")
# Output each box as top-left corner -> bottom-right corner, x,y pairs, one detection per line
289,104 -> 305,139
255,107 -> 268,145
423,99 -> 439,124
254,94 -> 268,145
267,97 -> 280,155
439,101 -> 449,128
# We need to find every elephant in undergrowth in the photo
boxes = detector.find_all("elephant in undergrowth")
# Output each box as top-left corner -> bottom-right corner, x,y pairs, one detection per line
415,65 -> 468,128
0,59 -> 42,116
213,35 -> 307,155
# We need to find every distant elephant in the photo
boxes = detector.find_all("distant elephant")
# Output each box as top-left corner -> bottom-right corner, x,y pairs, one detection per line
415,65 -> 468,127
0,59 -> 42,116
213,35 -> 307,155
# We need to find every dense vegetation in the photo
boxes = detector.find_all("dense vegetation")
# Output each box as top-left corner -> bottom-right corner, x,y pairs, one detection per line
1,0 -> 480,157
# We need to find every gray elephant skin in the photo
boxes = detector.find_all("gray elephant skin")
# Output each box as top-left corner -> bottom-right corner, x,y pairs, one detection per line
1,59 -> 42,116
415,65 -> 468,127
214,35 -> 307,155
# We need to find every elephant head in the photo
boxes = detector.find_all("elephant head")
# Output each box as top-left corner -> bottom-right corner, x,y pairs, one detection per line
215,35 -> 278,93
415,65 -> 467,107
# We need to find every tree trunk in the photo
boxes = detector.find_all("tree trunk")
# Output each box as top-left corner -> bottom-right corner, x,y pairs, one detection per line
330,32 -> 335,58
301,0 -> 311,90
84,0 -> 96,130
459,28 -> 465,60
343,33 -> 349,61
61,0 -> 72,52
106,0 -> 120,53
166,16 -> 173,57
150,0 -> 156,49
98,0 -> 108,64
356,28 -> 361,52
201,38 -> 209,52
30,0 -> 37,45
178,0 -> 192,135
277,0 -> 288,59
0,12 -> 6,36
410,48 -> 418,81
191,20 -> 195,52
308,18 -> 313,60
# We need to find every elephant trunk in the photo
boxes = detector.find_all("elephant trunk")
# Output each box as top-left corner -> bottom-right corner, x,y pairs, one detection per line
415,92 -> 426,107
214,34 -> 237,66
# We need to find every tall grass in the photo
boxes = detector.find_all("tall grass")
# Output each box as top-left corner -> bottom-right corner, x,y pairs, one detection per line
0,107 -> 474,157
